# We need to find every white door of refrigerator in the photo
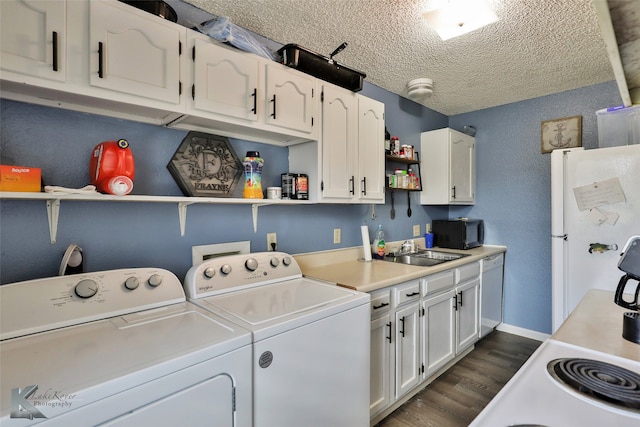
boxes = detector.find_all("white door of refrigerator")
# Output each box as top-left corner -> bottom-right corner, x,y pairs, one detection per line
552,145 -> 640,331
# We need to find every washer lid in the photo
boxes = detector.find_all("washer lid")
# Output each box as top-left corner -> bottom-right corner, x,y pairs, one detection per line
198,278 -> 369,340
0,302 -> 250,422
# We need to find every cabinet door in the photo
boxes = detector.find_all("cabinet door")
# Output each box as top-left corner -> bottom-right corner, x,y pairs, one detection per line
0,0 -> 66,82
449,132 -> 475,203
357,95 -> 385,202
456,278 -> 480,352
264,63 -> 315,134
422,289 -> 456,377
370,314 -> 393,416
395,303 -> 420,398
192,39 -> 260,122
321,84 -> 358,200
89,0 -> 181,105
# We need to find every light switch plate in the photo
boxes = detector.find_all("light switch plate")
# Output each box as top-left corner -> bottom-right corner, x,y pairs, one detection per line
333,228 -> 341,244
413,224 -> 421,237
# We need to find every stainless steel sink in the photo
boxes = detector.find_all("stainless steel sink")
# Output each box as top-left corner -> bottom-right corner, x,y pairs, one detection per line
382,250 -> 468,267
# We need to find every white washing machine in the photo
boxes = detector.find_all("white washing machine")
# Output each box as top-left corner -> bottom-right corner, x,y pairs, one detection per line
184,252 -> 371,427
0,268 -> 252,427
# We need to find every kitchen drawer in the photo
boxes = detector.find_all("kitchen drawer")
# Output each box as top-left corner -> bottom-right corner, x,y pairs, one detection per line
394,280 -> 421,307
421,270 -> 455,297
455,261 -> 481,284
370,288 -> 391,316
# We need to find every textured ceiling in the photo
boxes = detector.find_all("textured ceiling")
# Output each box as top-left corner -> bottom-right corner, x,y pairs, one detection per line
179,0 -> 621,115
608,0 -> 640,103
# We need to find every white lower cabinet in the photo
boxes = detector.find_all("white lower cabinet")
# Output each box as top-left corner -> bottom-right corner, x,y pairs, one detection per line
455,276 -> 480,352
370,262 -> 482,421
421,271 -> 456,377
454,262 -> 481,353
392,280 -> 421,399
369,289 -> 393,416
369,279 -> 420,418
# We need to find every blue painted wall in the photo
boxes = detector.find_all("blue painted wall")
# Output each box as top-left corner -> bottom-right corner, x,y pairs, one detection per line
0,83 -> 447,286
449,81 -> 623,333
0,0 -> 625,334
0,81 -> 622,335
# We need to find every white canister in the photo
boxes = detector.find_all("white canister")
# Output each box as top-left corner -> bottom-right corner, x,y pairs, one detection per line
267,187 -> 282,199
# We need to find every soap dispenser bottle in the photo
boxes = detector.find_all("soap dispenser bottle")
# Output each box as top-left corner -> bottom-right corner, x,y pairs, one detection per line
373,225 -> 386,259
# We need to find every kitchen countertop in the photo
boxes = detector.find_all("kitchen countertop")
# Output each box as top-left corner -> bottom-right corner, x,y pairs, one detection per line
295,243 -> 506,293
552,289 -> 640,362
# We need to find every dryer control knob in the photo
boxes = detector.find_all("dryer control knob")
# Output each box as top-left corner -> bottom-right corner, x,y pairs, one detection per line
221,264 -> 232,275
245,258 -> 258,271
124,277 -> 139,290
282,256 -> 292,266
270,257 -> 280,267
74,279 -> 98,298
148,274 -> 163,287
204,267 -> 216,278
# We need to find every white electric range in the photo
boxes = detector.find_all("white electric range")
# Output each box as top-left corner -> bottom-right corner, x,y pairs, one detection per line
470,290 -> 640,426
0,268 -> 252,426
183,251 -> 371,427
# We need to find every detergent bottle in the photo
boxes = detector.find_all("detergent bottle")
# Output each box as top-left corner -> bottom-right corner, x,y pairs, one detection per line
243,151 -> 264,198
90,139 -> 135,196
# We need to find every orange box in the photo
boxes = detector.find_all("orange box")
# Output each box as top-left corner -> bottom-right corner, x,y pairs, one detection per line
0,165 -> 42,192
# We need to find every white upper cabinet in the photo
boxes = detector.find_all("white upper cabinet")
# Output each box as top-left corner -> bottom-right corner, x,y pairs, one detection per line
190,38 -> 260,122
1,0 -> 66,82
176,31 -> 318,145
318,83 -> 384,203
357,95 -> 385,202
1,0 -> 186,124
264,62 -> 316,134
88,0 -> 182,105
0,0 -> 319,145
320,84 -> 358,200
420,128 -> 475,205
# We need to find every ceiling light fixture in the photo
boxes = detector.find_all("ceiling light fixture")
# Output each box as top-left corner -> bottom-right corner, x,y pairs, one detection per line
407,78 -> 434,101
422,0 -> 498,41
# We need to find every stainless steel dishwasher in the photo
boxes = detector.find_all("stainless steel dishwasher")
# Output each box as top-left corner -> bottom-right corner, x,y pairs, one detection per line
480,253 -> 504,337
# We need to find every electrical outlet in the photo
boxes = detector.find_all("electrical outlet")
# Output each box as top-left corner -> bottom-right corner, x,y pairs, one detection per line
413,224 -> 421,237
267,233 -> 277,251
333,228 -> 341,244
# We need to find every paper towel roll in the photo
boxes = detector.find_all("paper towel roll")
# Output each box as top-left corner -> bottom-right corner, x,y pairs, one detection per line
361,226 -> 372,261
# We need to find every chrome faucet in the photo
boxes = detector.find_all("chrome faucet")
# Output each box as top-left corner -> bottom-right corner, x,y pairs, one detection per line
400,240 -> 415,254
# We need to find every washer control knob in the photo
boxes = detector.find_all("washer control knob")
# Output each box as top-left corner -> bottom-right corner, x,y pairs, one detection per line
220,264 -> 232,275
74,279 -> 98,298
204,267 -> 216,278
124,277 -> 139,290
148,274 -> 163,287
282,256 -> 292,266
245,258 -> 258,271
270,257 -> 280,267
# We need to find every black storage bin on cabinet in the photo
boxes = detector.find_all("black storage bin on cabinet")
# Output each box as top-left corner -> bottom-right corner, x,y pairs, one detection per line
277,44 -> 366,92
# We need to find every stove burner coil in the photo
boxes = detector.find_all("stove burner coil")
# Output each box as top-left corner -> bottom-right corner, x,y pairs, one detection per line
547,358 -> 640,411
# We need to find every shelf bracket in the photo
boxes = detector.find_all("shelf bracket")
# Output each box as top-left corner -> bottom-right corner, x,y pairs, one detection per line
177,201 -> 196,237
251,204 -> 260,233
46,199 -> 61,244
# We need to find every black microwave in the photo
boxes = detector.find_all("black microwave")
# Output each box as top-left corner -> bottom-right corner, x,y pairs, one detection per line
432,219 -> 484,250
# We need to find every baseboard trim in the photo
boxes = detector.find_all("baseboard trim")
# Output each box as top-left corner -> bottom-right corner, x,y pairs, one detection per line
496,323 -> 550,342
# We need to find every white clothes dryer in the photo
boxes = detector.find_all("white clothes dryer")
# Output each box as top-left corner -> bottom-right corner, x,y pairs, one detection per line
184,251 -> 371,427
0,268 -> 252,427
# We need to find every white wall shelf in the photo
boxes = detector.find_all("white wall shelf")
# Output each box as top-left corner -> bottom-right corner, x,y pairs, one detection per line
0,192 -> 312,243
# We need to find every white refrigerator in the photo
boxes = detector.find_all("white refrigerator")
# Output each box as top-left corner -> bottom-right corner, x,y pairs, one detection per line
551,144 -> 640,332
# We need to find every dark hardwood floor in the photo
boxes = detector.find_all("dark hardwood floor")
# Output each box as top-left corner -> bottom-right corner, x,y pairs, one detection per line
376,331 -> 542,427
